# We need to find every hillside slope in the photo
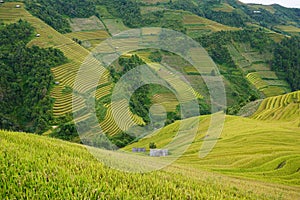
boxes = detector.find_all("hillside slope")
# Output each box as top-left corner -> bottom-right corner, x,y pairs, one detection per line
0,130 -> 299,199
125,91 -> 300,187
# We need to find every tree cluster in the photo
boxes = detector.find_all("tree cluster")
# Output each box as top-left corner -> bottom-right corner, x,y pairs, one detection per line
272,36 -> 300,91
0,20 -> 67,133
26,0 -> 96,33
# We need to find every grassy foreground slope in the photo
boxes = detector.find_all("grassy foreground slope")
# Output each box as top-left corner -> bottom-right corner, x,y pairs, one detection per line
0,130 -> 298,199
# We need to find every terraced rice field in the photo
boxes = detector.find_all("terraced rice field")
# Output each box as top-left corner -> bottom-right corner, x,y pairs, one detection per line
152,93 -> 178,112
226,43 -> 290,97
95,84 -> 113,100
69,16 -> 106,32
183,14 -> 239,37
100,100 -> 146,136
246,72 -> 289,97
64,30 -> 110,49
151,64 -> 203,101
275,25 -> 300,35
65,30 -> 109,41
51,85 -> 85,117
252,90 -> 300,121
212,3 -> 235,12
124,90 -> 300,189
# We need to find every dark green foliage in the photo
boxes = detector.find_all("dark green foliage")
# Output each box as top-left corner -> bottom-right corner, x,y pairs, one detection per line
141,11 -> 186,33
27,0 -> 96,18
204,10 -> 245,28
96,95 -> 110,121
199,29 -> 274,53
114,55 -> 152,124
169,0 -> 204,16
246,9 -> 280,28
97,0 -> 142,28
0,20 -> 67,133
95,0 -> 185,32
26,3 -> 71,33
228,1 -> 300,30
108,132 -> 135,148
72,38 -> 82,45
272,5 -> 300,27
272,36 -> 300,91
198,99 -> 211,115
25,0 -> 96,33
130,85 -> 152,124
149,51 -> 163,63
51,122 -> 78,141
149,142 -> 157,149
166,111 -> 180,125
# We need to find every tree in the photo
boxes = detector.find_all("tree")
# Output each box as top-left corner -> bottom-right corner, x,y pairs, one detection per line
149,142 -> 157,149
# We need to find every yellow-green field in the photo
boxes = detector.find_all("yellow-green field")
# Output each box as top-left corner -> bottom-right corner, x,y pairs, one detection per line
152,93 -> 178,112
252,90 -> 300,121
275,25 -> 300,35
140,6 -> 165,15
1,91 -> 300,199
248,4 -> 276,14
246,72 -> 289,97
212,3 -> 235,12
1,127 -> 299,199
64,30 -> 110,50
125,91 -> 300,191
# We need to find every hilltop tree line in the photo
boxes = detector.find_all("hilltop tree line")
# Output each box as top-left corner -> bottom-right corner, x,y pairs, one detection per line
167,0 -> 299,30
20,0 -> 300,36
272,36 -> 300,91
0,20 -> 67,133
